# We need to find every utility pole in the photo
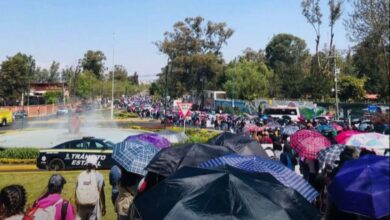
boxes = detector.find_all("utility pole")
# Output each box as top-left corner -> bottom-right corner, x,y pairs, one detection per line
164,58 -> 170,128
111,33 -> 115,120
334,56 -> 339,120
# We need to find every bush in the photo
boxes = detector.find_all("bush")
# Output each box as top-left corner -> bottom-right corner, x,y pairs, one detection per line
0,148 -> 39,159
167,128 -> 219,144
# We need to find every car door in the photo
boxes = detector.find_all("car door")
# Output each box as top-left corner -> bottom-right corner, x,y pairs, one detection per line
93,140 -> 114,169
64,140 -> 89,169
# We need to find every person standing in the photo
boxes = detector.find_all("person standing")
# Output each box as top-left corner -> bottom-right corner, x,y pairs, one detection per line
0,185 -> 26,220
109,165 -> 121,206
75,156 -> 106,220
25,174 -> 75,220
114,167 -> 142,220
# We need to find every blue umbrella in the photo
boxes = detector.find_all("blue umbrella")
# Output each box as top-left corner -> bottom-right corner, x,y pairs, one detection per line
328,155 -> 390,219
113,140 -> 160,176
316,124 -> 335,133
199,154 -> 319,202
282,125 -> 299,136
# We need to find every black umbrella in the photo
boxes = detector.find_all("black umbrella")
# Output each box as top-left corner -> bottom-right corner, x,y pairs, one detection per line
145,143 -> 234,177
134,166 -> 321,220
207,132 -> 269,158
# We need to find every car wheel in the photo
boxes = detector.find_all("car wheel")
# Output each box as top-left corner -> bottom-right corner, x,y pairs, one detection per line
48,158 -> 65,171
1,119 -> 6,126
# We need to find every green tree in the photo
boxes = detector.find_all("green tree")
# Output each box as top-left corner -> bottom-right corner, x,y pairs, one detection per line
155,16 -> 234,98
81,50 -> 106,79
338,74 -> 366,102
345,0 -> 390,100
48,61 -> 60,83
0,53 -> 35,105
43,91 -> 61,104
265,33 -> 310,98
223,60 -> 272,100
75,71 -> 98,99
108,65 -> 128,81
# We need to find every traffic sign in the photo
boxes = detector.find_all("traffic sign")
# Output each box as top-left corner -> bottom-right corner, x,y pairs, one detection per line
178,102 -> 192,117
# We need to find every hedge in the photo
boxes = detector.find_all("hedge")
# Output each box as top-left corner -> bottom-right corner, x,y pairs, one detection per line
0,148 -> 39,159
114,111 -> 139,119
0,158 -> 36,164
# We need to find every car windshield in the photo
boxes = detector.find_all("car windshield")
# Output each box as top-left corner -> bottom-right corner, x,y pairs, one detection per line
103,140 -> 115,148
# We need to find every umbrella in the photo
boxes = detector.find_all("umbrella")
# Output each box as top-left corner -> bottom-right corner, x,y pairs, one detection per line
328,155 -> 390,219
335,130 -> 361,144
317,144 -> 346,169
316,124 -> 336,134
112,140 -> 160,176
157,130 -> 188,144
145,143 -> 234,177
134,166 -> 321,220
331,122 -> 343,132
265,121 -> 281,129
199,154 -> 319,202
125,133 -> 171,149
244,123 -> 260,132
282,125 -> 299,136
290,129 -> 331,159
346,132 -> 389,149
207,132 -> 269,158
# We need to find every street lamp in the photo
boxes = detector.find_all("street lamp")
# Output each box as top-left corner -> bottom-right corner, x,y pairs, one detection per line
110,33 -> 115,120
164,58 -> 170,128
329,53 -> 340,120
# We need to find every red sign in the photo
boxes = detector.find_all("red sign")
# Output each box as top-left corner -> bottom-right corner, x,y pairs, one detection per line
178,102 -> 192,117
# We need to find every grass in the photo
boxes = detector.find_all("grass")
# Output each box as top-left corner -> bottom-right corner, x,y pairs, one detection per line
0,170 -> 116,220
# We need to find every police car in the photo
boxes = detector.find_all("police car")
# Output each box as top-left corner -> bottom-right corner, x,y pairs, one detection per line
37,137 -> 116,171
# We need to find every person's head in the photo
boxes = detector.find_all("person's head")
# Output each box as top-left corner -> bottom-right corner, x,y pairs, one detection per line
119,166 -> 143,187
86,155 -> 99,171
0,185 -> 26,219
359,148 -> 376,157
47,174 -> 66,195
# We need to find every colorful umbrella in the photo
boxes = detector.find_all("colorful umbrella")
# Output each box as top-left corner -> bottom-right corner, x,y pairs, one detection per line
328,155 -> 390,219
316,124 -> 335,134
265,121 -> 281,129
134,166 -> 321,220
317,144 -> 346,169
331,122 -> 343,132
199,154 -> 319,202
113,140 -> 160,176
290,129 -> 331,159
124,133 -> 171,149
346,132 -> 389,149
335,130 -> 361,144
282,125 -> 300,136
244,123 -> 260,133
157,130 -> 188,144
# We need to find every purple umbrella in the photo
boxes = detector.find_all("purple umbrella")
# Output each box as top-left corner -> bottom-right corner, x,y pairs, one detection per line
328,155 -> 390,219
125,133 -> 171,149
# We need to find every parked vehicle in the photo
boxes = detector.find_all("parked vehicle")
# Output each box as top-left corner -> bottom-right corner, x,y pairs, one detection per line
263,106 -> 300,121
36,137 -> 115,171
0,109 -> 13,126
13,110 -> 28,119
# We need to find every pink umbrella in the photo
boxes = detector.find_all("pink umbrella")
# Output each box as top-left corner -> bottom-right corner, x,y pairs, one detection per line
335,130 -> 361,145
331,123 -> 343,132
290,129 -> 331,159
244,124 -> 260,133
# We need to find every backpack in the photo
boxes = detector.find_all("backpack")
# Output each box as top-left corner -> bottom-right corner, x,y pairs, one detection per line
23,199 -> 68,220
76,170 -> 99,205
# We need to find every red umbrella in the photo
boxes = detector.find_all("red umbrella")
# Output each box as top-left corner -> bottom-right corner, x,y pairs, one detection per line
331,122 -> 343,132
290,129 -> 331,159
335,130 -> 361,145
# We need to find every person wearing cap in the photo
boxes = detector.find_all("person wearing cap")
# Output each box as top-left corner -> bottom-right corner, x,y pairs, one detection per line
28,174 -> 75,220
75,155 -> 106,220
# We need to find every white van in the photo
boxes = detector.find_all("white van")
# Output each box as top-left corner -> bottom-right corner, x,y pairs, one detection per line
263,106 -> 300,121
